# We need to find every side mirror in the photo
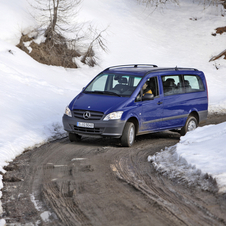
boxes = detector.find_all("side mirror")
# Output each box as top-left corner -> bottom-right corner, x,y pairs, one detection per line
142,93 -> 154,101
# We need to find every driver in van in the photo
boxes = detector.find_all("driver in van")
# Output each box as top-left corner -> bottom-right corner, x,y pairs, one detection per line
136,80 -> 153,102
143,81 -> 153,95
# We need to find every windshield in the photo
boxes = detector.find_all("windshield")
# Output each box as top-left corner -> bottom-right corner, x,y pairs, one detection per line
84,73 -> 142,97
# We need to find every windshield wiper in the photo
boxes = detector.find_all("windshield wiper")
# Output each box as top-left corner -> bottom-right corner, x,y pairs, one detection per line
84,90 -> 121,97
84,90 -> 103,94
103,91 -> 121,97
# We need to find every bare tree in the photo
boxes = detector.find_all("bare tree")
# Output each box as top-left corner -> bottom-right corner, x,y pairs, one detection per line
31,0 -> 81,41
138,0 -> 179,8
20,0 -> 107,68
138,0 -> 225,8
202,0 -> 226,7
81,27 -> 108,67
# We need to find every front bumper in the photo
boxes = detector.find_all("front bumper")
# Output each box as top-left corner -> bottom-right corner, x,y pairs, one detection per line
62,114 -> 126,138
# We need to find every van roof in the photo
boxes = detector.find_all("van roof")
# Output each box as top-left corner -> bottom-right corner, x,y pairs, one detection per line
104,64 -> 199,76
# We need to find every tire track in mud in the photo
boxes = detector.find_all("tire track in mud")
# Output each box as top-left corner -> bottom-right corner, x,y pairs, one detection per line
111,143 -> 226,226
112,149 -> 190,225
2,114 -> 226,225
42,180 -> 92,226
33,141 -> 95,226
41,153 -> 93,226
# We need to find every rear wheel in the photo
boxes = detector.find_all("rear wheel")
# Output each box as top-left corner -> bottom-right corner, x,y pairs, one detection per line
180,116 -> 198,136
121,122 -> 135,147
69,133 -> 81,142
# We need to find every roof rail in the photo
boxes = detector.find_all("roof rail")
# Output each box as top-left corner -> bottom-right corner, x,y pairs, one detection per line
149,67 -> 199,72
175,66 -> 198,71
106,64 -> 158,70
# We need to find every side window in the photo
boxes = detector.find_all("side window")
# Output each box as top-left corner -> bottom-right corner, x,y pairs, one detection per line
136,76 -> 159,101
143,77 -> 159,96
149,77 -> 159,96
162,75 -> 183,96
184,75 -> 204,92
161,74 -> 205,96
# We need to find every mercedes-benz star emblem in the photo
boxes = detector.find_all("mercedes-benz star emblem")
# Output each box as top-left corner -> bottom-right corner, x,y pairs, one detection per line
83,111 -> 91,119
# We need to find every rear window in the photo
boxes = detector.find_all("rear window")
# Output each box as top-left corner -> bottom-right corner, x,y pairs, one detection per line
183,75 -> 205,92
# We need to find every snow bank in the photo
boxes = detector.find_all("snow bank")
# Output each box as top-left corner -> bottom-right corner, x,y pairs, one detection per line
148,122 -> 226,193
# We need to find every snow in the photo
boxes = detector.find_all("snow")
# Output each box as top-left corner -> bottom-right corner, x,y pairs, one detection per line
148,122 -> 226,193
0,0 -> 226,224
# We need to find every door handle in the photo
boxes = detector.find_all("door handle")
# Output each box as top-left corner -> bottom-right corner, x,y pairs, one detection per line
157,101 -> 163,105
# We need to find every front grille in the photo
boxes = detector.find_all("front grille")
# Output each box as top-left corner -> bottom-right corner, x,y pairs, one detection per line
74,125 -> 103,134
73,109 -> 104,120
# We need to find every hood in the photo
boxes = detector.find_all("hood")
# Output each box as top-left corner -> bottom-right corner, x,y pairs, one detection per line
70,93 -> 129,114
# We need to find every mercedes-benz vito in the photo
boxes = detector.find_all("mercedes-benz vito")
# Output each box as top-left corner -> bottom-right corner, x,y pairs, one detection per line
62,64 -> 208,147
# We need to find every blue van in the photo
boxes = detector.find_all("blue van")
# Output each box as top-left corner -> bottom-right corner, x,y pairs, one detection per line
62,64 -> 208,146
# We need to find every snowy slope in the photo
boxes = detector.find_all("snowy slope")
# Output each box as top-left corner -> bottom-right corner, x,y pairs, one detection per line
0,0 -> 226,224
0,40 -> 93,170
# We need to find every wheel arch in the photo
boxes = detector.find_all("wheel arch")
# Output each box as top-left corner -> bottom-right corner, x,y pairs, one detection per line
180,111 -> 199,136
126,117 -> 139,135
188,110 -> 199,124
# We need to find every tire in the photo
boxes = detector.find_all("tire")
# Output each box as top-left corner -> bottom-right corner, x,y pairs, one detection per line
121,122 -> 135,147
69,133 -> 81,142
180,116 -> 198,136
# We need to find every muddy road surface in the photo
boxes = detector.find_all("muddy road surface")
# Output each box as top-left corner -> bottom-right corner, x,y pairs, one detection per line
2,114 -> 226,226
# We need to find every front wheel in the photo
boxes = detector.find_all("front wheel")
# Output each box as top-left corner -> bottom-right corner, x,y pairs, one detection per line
121,122 -> 135,147
180,116 -> 198,136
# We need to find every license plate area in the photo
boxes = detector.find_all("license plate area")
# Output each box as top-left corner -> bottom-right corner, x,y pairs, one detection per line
77,122 -> 94,128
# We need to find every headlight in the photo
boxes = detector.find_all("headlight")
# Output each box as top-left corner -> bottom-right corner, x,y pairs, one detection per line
103,111 -> 123,121
65,106 -> 72,117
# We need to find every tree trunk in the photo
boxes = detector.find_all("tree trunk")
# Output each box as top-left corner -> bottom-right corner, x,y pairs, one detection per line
209,49 -> 226,62
52,0 -> 60,32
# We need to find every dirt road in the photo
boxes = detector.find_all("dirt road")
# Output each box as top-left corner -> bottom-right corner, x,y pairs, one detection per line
1,114 -> 226,225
